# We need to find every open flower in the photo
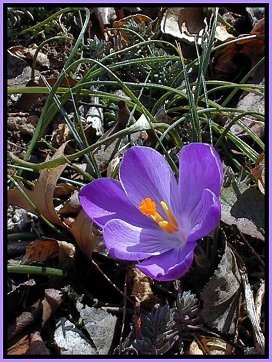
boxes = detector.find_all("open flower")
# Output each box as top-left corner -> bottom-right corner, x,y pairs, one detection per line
79,143 -> 223,281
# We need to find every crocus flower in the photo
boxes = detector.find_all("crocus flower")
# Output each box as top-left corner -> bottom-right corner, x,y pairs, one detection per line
79,143 -> 223,281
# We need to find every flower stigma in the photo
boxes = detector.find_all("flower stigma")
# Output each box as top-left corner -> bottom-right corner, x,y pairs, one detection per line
139,197 -> 179,234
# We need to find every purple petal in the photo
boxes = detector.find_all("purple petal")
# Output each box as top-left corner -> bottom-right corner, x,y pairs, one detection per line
187,189 -> 220,242
178,143 -> 223,216
104,219 -> 179,261
79,178 -> 154,228
119,146 -> 178,215
136,242 -> 197,281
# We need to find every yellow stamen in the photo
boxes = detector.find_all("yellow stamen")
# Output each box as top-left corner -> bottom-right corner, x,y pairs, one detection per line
139,198 -> 179,234
160,201 -> 179,229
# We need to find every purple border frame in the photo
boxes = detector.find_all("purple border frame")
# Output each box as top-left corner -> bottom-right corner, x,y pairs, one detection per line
1,1 -> 270,361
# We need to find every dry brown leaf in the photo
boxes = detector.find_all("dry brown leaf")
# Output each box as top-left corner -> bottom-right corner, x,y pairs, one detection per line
251,153 -> 265,194
238,17 -> 265,66
25,332 -> 50,355
7,335 -> 30,355
41,289 -> 64,326
54,183 -> 75,198
130,267 -> 154,303
212,17 -> 264,81
69,210 -> 98,259
21,238 -> 75,268
9,143 -> 99,260
8,300 -> 41,341
58,190 -> 81,215
8,142 -> 69,228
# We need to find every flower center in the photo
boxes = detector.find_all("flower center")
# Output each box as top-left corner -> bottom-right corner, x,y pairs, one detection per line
139,197 -> 179,234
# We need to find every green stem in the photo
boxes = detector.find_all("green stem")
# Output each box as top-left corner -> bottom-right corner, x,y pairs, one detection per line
14,7 -> 87,36
8,232 -> 37,241
9,122 -> 169,171
222,57 -> 265,107
24,8 -> 90,163
7,264 -> 67,277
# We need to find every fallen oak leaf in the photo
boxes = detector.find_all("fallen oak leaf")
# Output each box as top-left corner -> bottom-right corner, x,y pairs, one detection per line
8,143 -> 99,260
8,142 -> 70,228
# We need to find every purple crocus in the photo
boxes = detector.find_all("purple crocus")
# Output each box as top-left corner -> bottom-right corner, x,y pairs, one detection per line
79,143 -> 223,281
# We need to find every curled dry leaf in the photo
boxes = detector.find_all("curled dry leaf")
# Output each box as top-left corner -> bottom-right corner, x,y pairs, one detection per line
69,210 -> 98,260
160,8 -> 234,44
58,190 -> 81,215
21,238 -> 75,269
160,7 -> 205,43
189,337 -> 233,355
9,44 -> 50,68
239,265 -> 265,354
54,183 -> 75,198
201,336 -> 233,355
